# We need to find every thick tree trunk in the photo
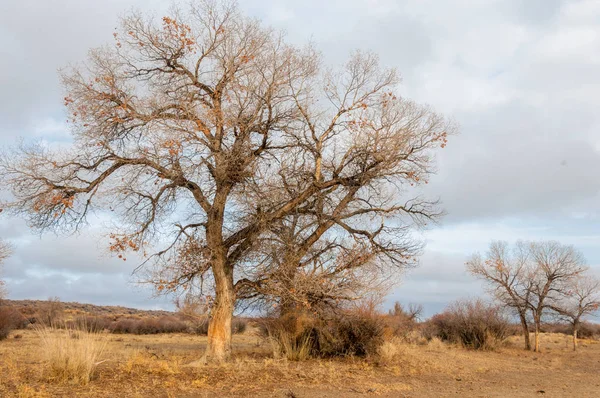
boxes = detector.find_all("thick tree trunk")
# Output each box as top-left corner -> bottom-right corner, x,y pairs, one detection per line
519,314 -> 531,350
202,250 -> 235,363
572,328 -> 578,351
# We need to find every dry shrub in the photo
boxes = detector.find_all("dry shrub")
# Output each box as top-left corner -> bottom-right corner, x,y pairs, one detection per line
232,318 -> 248,334
263,307 -> 384,360
425,336 -> 446,351
109,316 -> 187,334
36,297 -> 64,327
378,339 -> 402,363
0,305 -> 20,340
37,325 -> 108,385
577,322 -> 600,339
425,299 -> 509,350
332,310 -> 384,356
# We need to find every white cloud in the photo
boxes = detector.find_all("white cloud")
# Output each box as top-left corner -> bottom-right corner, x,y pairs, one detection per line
1,0 -> 599,312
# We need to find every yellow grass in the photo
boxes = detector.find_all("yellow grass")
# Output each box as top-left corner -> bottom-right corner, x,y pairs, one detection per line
36,326 -> 108,385
0,329 -> 599,397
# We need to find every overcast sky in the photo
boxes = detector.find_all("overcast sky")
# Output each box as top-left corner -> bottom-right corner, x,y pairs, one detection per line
1,0 -> 599,316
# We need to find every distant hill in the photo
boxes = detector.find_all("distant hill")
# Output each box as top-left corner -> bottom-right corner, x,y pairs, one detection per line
4,299 -> 174,318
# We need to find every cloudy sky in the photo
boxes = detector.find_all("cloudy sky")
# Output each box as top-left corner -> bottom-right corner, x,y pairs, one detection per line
1,0 -> 599,316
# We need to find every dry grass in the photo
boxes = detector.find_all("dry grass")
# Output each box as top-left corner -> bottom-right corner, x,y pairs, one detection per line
36,325 -> 108,385
269,330 -> 313,361
1,328 -> 599,397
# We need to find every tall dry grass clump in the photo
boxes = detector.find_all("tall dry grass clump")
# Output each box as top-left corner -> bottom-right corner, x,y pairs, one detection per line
37,324 -> 108,385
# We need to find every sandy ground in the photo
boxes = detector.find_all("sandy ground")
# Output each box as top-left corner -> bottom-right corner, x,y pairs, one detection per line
1,329 -> 598,397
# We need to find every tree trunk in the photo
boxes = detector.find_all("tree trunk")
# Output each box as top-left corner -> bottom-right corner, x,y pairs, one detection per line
533,320 -> 540,353
202,252 -> 235,363
572,327 -> 578,351
519,313 -> 531,350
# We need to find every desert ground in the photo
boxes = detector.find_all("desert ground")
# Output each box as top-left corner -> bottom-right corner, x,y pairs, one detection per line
1,328 -> 599,398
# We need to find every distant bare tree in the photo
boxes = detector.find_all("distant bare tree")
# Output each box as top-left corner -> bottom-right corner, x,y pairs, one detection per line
528,241 -> 588,352
468,240 -> 588,352
467,241 -> 535,350
0,1 -> 453,362
37,296 -> 64,327
549,276 -> 600,351
389,302 -> 423,321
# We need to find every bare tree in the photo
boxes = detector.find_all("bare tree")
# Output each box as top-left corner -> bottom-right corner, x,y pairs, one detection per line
548,275 -> 600,351
0,1 -> 452,362
468,240 -> 588,352
389,302 -> 423,321
528,241 -> 588,352
467,241 -> 535,350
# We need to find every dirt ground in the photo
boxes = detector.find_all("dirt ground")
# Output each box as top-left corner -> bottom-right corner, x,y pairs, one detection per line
1,329 -> 599,397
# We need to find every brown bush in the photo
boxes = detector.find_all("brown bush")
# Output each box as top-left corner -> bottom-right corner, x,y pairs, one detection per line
68,316 -> 110,333
263,307 -> 384,359
232,318 -> 248,334
425,299 -> 509,350
0,305 -> 21,340
36,297 -> 64,327
109,316 -> 188,334
576,322 -> 600,339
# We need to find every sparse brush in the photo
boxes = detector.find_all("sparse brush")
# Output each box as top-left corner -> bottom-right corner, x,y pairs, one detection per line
426,299 -> 508,350
377,340 -> 401,363
37,323 -> 108,385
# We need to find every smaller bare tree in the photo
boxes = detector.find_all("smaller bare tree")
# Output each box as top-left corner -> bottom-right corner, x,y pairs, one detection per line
528,241 -> 588,352
467,241 -> 535,350
549,276 -> 600,351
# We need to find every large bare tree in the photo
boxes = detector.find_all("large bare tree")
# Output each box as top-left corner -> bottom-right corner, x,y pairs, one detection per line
0,1 -> 452,361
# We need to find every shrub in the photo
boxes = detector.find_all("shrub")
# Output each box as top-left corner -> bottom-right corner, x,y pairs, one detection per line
36,297 -> 64,327
37,325 -> 108,385
426,299 -> 509,350
232,318 -> 248,334
330,311 -> 384,356
577,322 -> 600,339
108,316 -> 187,334
264,308 -> 384,359
0,305 -> 20,340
